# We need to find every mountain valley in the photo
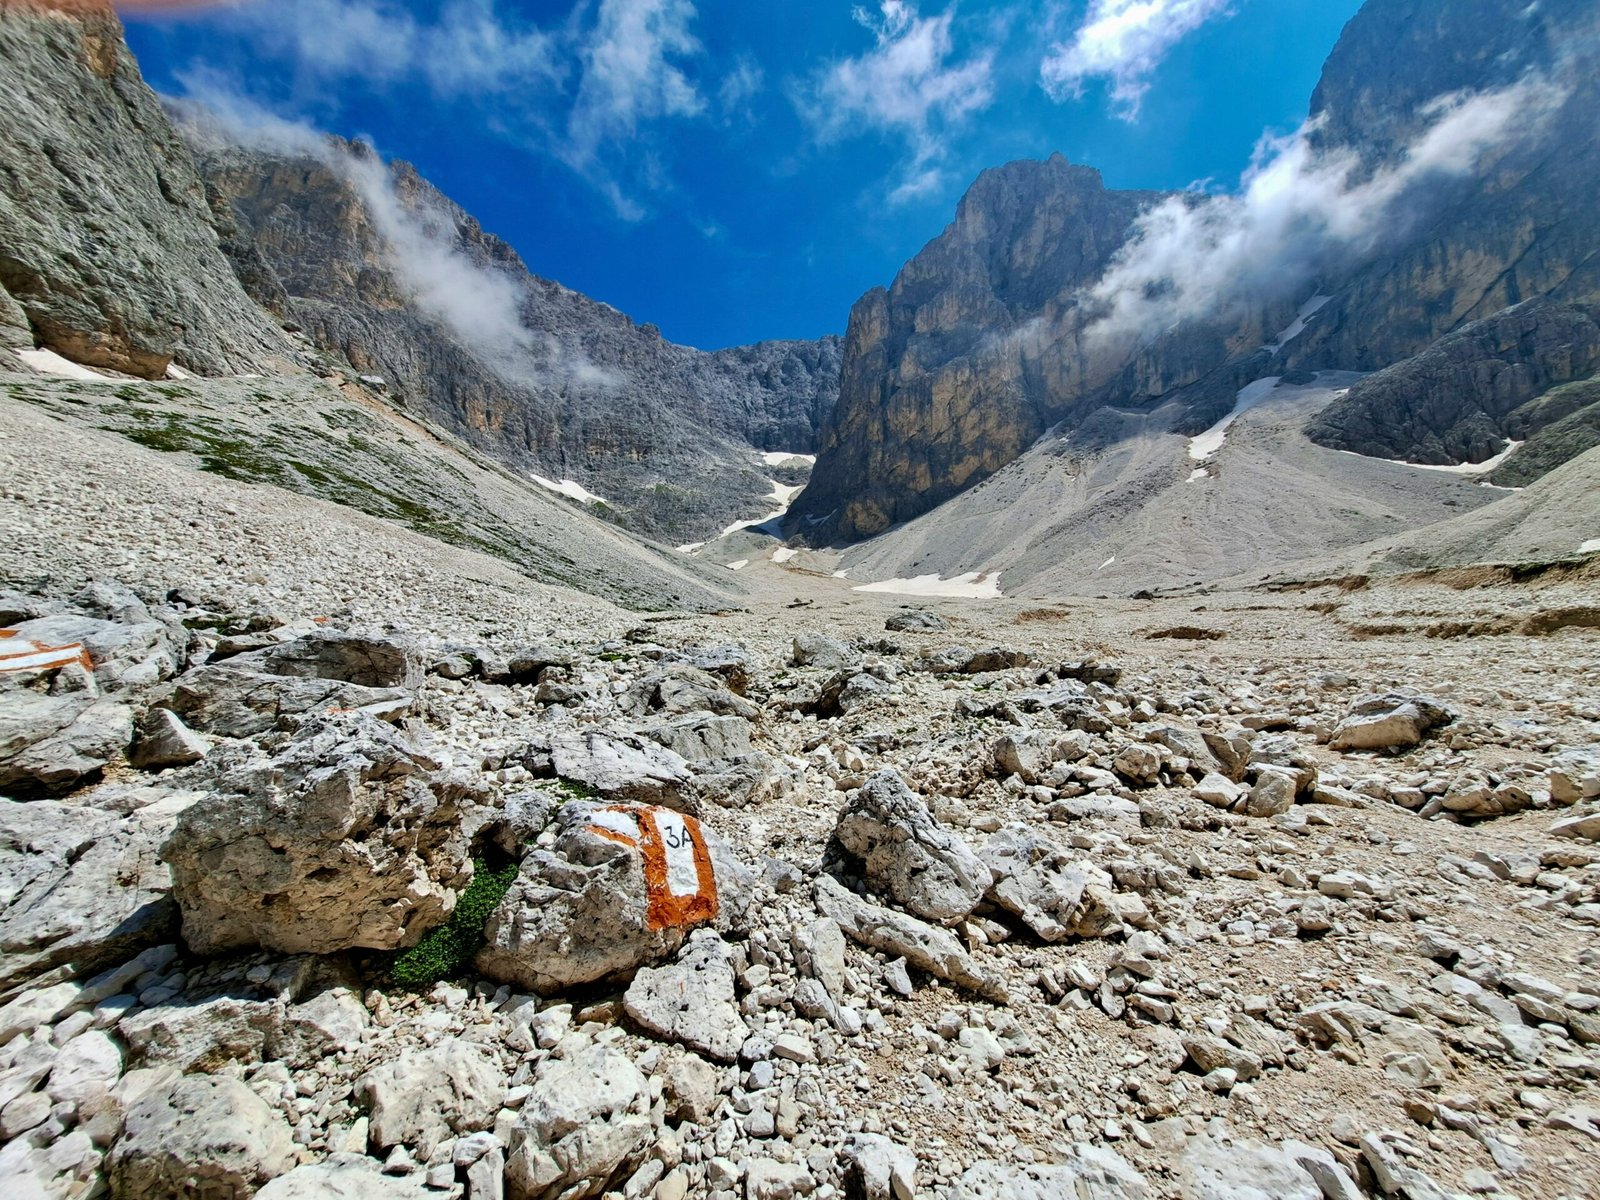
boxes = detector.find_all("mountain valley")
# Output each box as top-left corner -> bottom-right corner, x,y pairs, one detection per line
0,2 -> 1598,1199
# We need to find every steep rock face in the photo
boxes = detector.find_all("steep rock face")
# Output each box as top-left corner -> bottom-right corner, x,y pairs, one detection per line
0,5 -> 293,377
1284,0 -> 1600,380
1307,301 -> 1600,464
799,0 -> 1600,545
189,135 -> 842,542
794,156 -> 1167,541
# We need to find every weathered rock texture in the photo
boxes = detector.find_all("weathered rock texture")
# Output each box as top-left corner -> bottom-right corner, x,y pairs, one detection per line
163,714 -> 482,955
795,156 -> 1166,541
0,5 -> 293,376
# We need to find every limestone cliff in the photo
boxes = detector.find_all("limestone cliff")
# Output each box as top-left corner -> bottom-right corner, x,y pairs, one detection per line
795,156 -> 1167,541
0,4 -> 294,378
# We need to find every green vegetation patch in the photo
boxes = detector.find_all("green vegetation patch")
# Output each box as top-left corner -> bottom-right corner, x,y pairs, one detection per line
388,857 -> 517,988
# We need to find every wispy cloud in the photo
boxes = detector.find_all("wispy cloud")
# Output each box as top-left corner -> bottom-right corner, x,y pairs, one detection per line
174,90 -> 621,390
1084,76 -> 1569,346
215,0 -> 563,101
171,0 -> 714,220
563,0 -> 706,219
795,1 -> 996,204
1041,0 -> 1233,118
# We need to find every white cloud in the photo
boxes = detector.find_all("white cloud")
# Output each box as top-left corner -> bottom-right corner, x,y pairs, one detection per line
797,1 -> 996,203
1084,76 -> 1569,347
1041,0 -> 1233,118
718,55 -> 765,123
563,0 -> 706,214
192,0 -> 708,221
173,91 -> 620,390
218,0 -> 561,101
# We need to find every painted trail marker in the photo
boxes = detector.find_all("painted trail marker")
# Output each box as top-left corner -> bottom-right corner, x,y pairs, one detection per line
0,630 -> 92,676
586,805 -> 719,932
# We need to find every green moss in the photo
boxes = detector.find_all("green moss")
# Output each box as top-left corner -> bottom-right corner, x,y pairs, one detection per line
388,858 -> 518,988
547,777 -> 600,802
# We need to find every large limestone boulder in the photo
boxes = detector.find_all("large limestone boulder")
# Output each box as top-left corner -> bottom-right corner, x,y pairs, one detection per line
621,665 -> 759,720
159,662 -> 410,739
622,930 -> 748,1062
979,826 -> 1121,942
357,1039 -> 506,1160
0,796 -> 185,991
1177,1133 -> 1321,1200
833,769 -> 992,923
107,1074 -> 296,1200
478,801 -> 754,993
163,713 -> 482,955
504,1039 -> 652,1200
4,594 -> 181,693
548,729 -> 695,808
1329,692 -> 1453,752
119,994 -> 279,1074
241,631 -> 422,690
815,876 -> 1007,1002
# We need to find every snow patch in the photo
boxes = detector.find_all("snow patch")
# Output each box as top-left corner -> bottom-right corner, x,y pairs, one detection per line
762,451 -> 816,467
1339,440 -> 1524,477
530,474 -> 608,506
16,349 -> 117,382
852,571 -> 1003,599
1189,377 -> 1282,461
719,478 -> 805,538
677,542 -> 705,555
1265,295 -> 1332,352
772,548 -> 799,563
726,560 -> 749,572
165,363 -> 194,381
1187,468 -> 1210,483
832,570 -> 850,579
1580,539 -> 1600,555
1098,557 -> 1116,571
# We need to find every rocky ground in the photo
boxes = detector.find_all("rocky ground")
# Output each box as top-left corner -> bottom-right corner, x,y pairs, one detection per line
1,416 -> 1599,1200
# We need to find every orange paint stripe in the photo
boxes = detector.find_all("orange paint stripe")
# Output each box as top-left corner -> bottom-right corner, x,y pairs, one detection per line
588,806 -> 719,933
0,642 -> 93,673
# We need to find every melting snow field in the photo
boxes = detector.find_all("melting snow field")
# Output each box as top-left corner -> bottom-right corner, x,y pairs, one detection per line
1265,295 -> 1332,352
762,451 -> 817,467
1189,377 -> 1282,461
1340,441 -> 1524,477
1580,539 -> 1600,555
852,571 -> 1003,599
1187,468 -> 1211,483
725,560 -> 749,572
719,479 -> 805,538
530,474 -> 608,506
16,349 -> 116,382
772,548 -> 798,563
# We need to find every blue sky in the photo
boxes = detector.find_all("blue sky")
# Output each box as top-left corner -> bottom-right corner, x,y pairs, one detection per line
121,0 -> 1365,350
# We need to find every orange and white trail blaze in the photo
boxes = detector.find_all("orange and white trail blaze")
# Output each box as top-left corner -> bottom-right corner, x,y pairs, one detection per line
585,805 -> 720,932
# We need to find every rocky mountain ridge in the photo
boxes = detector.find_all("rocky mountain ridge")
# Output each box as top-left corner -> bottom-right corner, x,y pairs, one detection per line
0,3 -> 841,548
794,0 -> 1600,547
186,131 -> 842,544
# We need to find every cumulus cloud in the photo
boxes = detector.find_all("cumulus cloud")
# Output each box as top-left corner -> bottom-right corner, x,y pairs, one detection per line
1041,0 -> 1233,118
796,1 -> 996,203
1084,76 -> 1569,348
